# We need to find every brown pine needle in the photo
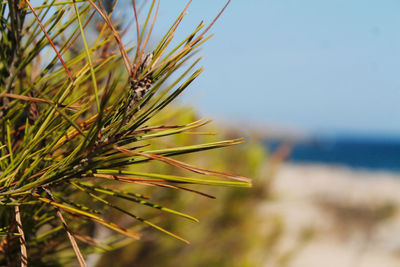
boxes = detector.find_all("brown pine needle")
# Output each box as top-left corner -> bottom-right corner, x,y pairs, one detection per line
87,0 -> 132,73
25,0 -> 74,82
44,188 -> 87,267
191,0 -> 231,45
115,147 -> 251,183
0,93 -> 80,109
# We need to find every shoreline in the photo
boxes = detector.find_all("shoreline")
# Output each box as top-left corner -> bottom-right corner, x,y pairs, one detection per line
285,161 -> 400,175
260,162 -> 400,267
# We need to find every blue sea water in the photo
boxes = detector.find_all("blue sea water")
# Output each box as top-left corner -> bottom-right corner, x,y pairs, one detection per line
265,137 -> 400,172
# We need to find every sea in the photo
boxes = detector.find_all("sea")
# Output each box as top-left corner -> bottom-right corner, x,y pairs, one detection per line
264,136 -> 400,172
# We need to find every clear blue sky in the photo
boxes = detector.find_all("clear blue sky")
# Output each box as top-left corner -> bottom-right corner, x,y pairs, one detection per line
133,1 -> 400,137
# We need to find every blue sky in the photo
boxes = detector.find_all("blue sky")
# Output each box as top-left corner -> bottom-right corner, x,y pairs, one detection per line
134,1 -> 400,137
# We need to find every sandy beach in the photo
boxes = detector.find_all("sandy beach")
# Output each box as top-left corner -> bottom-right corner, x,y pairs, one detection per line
260,163 -> 400,267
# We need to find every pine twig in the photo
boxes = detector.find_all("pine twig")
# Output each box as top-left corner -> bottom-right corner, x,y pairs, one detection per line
14,205 -> 27,267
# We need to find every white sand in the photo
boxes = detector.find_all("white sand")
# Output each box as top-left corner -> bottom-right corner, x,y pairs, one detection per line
260,163 -> 400,267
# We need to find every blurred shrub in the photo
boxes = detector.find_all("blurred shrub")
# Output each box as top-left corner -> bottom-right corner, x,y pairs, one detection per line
95,106 -> 274,267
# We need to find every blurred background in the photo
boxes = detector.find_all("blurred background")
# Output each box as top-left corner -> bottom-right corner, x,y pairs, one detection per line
94,1 -> 400,266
